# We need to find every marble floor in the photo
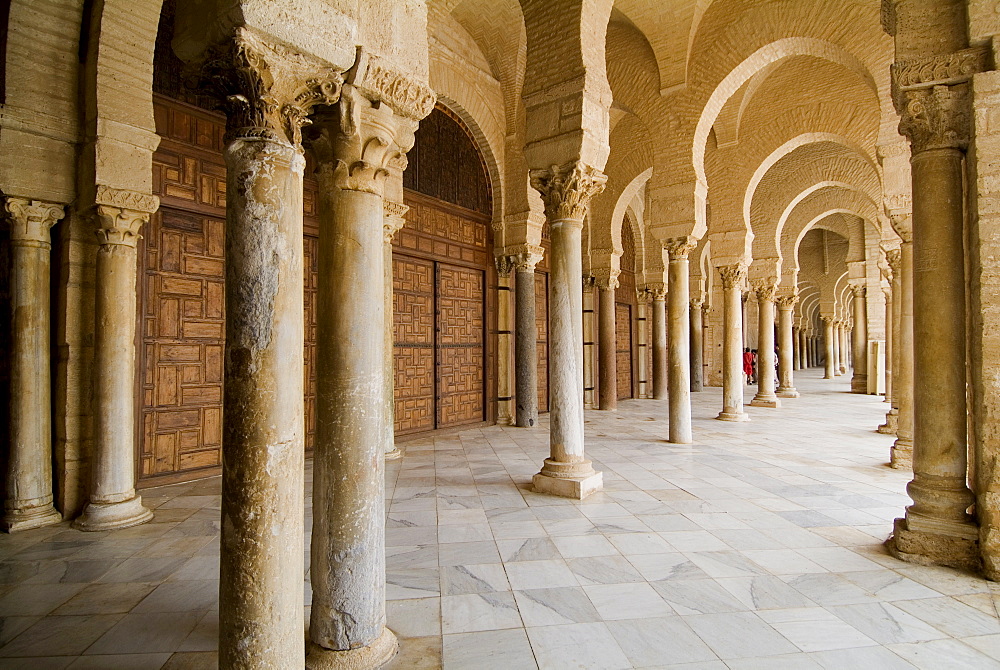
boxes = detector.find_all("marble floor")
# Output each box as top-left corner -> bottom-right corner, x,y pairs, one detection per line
2,369 -> 1000,669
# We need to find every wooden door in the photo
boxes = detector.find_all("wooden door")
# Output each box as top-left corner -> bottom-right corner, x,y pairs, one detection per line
436,263 -> 485,428
535,271 -> 549,412
393,255 -> 436,434
616,302 -> 633,400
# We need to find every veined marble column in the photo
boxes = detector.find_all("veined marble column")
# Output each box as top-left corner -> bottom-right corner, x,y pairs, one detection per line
717,265 -> 749,421
650,285 -> 667,400
882,250 -> 902,436
382,201 -> 406,460
529,162 -> 606,499
2,199 -> 64,532
307,87 -> 413,667
595,269 -> 620,411
751,282 -> 780,408
690,298 -> 704,392
887,16 -> 981,567
514,247 -> 544,427
882,285 -> 893,404
666,239 -> 696,443
823,317 -> 836,379
74,196 -> 156,532
776,295 -> 799,398
198,35 -> 342,668
840,323 -> 850,376
850,285 -> 869,393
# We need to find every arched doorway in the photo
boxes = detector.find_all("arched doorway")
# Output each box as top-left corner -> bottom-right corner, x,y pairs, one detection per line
617,213 -> 638,399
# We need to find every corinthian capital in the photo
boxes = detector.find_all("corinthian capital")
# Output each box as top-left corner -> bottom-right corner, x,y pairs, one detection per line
750,280 -> 777,303
592,268 -> 620,291
529,161 -> 607,223
850,284 -> 867,299
897,85 -> 971,153
886,248 -> 901,275
508,244 -> 545,273
646,282 -> 666,300
94,205 -> 148,248
383,200 -> 408,243
4,198 -> 64,244
664,236 -> 697,261
198,28 -> 344,146
776,294 -> 799,309
718,264 -> 747,290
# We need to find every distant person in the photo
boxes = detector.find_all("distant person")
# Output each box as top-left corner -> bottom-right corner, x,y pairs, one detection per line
743,347 -> 754,384
750,349 -> 758,384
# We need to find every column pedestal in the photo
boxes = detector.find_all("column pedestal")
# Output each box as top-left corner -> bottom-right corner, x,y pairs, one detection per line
717,265 -> 749,422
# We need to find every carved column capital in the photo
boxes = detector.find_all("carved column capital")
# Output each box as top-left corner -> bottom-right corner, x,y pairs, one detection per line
198,28 -> 345,146
529,161 -> 607,223
750,280 -> 778,303
776,294 -> 799,309
897,85 -> 972,153
94,205 -> 148,248
821,315 -> 834,325
664,236 -> 697,261
647,282 -> 666,301
718,264 -> 747,290
592,268 -> 620,291
509,244 -> 545,273
886,248 -> 902,275
690,297 -> 704,310
383,200 -> 408,243
4,197 -> 65,244
850,284 -> 867,299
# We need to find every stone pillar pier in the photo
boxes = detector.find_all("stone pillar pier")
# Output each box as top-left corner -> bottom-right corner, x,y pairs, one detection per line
2,199 -> 64,532
382,202 -> 407,460
776,295 -> 798,398
690,298 -> 704,392
891,237 -> 914,467
885,0 -> 982,570
882,285 -> 893,404
879,271 -> 898,434
196,34 -> 345,668
514,248 -> 544,427
595,270 -> 619,411
666,239 -> 696,442
650,285 -> 667,400
74,195 -> 156,532
823,317 -> 836,379
307,85 -> 417,666
791,326 -> 800,371
850,286 -> 868,393
751,283 -> 780,408
882,250 -> 902,436
717,265 -> 749,421
529,162 -> 606,499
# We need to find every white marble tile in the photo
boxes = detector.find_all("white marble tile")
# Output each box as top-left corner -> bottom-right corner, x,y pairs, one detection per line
504,560 -> 579,590
827,602 -> 947,644
716,575 -> 817,611
651,578 -> 749,615
566,556 -> 645,586
683,611 -> 799,659
442,628 -> 537,669
512,587 -> 601,627
526,622 -> 631,670
607,532 -> 673,556
583,583 -> 672,620
440,563 -> 510,596
551,535 -> 617,559
887,638 -> 1000,669
496,538 -> 561,563
893,597 -> 1000,638
627,552 -> 711,582
441,592 -> 522,634
758,607 -> 877,652
387,597 -> 441,637
811,644 -> 918,669
606,616 -> 717,666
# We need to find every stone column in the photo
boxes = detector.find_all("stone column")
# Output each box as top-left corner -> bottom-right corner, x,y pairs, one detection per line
886,0 -> 982,570
650,285 -> 667,400
823,317 -> 836,379
529,162 -> 606,499
879,272 -> 898,433
891,235 -> 914,467
690,298 -> 704,392
197,34 -> 345,668
2,198 -> 64,532
801,329 -> 809,368
791,326 -> 800,371
882,285 -> 893,403
307,84 -> 419,666
74,195 -> 156,532
494,257 -> 515,426
514,247 -> 544,427
717,265 -> 749,421
776,295 -> 798,398
750,282 -> 780,408
595,269 -> 619,411
882,250 -> 902,435
832,322 -> 843,375
636,292 -> 650,398
582,277 -> 597,410
382,202 -> 407,460
666,239 -> 696,442
850,285 -> 868,393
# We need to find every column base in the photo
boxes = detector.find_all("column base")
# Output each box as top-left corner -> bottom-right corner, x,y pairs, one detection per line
877,410 -> 899,435
306,627 -> 398,670
533,459 -> 603,500
73,496 -> 153,532
890,437 -> 912,469
886,515 -> 980,572
716,411 -> 749,422
776,387 -> 799,398
384,447 -> 403,461
851,376 -> 868,394
2,504 -> 62,533
750,395 -> 781,408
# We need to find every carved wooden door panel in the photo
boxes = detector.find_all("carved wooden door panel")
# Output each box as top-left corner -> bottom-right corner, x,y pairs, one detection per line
303,233 -> 318,451
393,255 -> 436,434
436,263 -> 485,428
616,302 -> 633,400
535,271 -> 549,412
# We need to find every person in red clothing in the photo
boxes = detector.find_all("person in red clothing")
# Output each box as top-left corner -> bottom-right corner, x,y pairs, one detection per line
743,347 -> 754,384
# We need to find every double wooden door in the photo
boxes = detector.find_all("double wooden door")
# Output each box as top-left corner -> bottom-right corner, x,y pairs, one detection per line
393,254 -> 486,434
616,302 -> 634,400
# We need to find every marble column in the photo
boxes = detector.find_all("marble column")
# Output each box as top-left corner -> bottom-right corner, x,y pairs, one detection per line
529,161 -> 605,499
650,285 -> 667,400
882,285 -> 893,404
582,278 -> 597,410
666,239 -> 696,443
690,298 -> 704,392
751,282 -> 780,408
840,324 -> 851,375
791,326 -> 800,371
887,21 -> 980,567
717,264 -> 749,421
514,248 -> 544,427
382,202 -> 407,460
801,329 -> 809,369
823,317 -> 836,379
307,90 -> 408,667
636,293 -> 650,398
892,240 -> 914,467
850,285 -> 868,393
832,322 -> 843,376
879,275 -> 898,434
200,37 -> 342,669
595,270 -> 620,411
882,250 -> 902,436
776,295 -> 798,398
2,198 -> 64,532
74,199 -> 155,532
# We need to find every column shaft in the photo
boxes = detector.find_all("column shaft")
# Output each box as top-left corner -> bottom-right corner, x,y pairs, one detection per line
690,300 -> 704,392
776,300 -> 798,398
383,209 -> 403,460
667,246 -> 693,443
717,266 -> 748,421
851,287 -> 869,393
824,319 -> 836,379
751,286 -> 780,408
893,245 -> 915,467
515,264 -> 540,427
597,280 -> 618,410
651,292 -> 667,399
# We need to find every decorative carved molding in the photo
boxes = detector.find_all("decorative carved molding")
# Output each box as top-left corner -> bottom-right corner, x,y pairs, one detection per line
383,200 -> 409,220
94,205 -> 148,248
821,315 -> 834,324
95,186 -> 160,215
348,49 -> 436,121
897,84 -> 972,153
891,47 -> 989,101
198,28 -> 344,146
718,264 -> 747,290
664,236 -> 697,261
876,141 -> 910,162
592,267 -> 621,291
3,197 -> 64,244
646,282 -> 666,300
495,254 -> 513,278
529,161 -> 607,223
888,209 -> 912,243
850,284 -> 867,299
383,200 -> 407,243
637,288 -> 652,303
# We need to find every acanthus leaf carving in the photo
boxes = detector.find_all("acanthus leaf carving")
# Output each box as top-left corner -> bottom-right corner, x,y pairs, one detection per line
886,248 -> 901,275
750,279 -> 778,303
529,161 -> 607,223
664,236 -> 697,261
776,294 -> 799,309
94,205 -> 148,248
897,84 -> 971,153
3,197 -> 65,244
718,264 -> 747,290
592,267 -> 620,291
507,244 -> 545,272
